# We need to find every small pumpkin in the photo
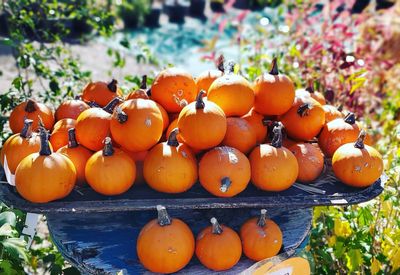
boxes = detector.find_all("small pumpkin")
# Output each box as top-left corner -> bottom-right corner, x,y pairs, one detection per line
280,96 -> 325,141
242,108 -> 268,144
240,209 -> 283,261
110,98 -> 164,152
253,58 -> 295,116
1,119 -> 41,174
85,137 -> 136,195
207,61 -> 254,117
295,80 -> 326,105
144,129 -> 198,193
332,130 -> 383,188
137,205 -> 195,274
249,124 -> 299,191
58,128 -> 92,186
318,112 -> 372,157
196,69 -> 223,95
49,118 -> 76,151
222,117 -> 257,154
15,127 -> 76,203
322,104 -> 344,123
122,149 -> 148,185
75,97 -> 121,151
55,97 -> 90,121
196,217 -> 242,271
178,91 -> 227,150
81,79 -> 123,107
9,99 -> 55,133
166,118 -> 203,155
125,75 -> 150,100
199,146 -> 250,197
150,67 -> 197,113
288,143 -> 324,183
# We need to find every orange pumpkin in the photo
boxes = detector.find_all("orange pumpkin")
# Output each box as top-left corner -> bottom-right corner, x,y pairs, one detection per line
58,128 -> 92,186
166,118 -> 203,155
1,119 -> 41,174
85,137 -> 136,195
196,217 -> 242,271
322,104 -> 344,123
122,149 -> 148,185
318,112 -> 372,157
280,96 -> 325,141
249,124 -> 299,191
196,69 -> 223,95
242,108 -> 268,144
110,98 -> 163,152
81,79 -> 123,107
332,130 -> 383,188
207,62 -> 254,117
9,99 -> 55,133
150,67 -> 197,113
144,129 -> 198,193
178,91 -> 227,150
199,146 -> 250,197
75,98 -> 121,151
15,127 -> 76,203
137,205 -> 195,274
295,80 -> 326,105
155,102 -> 169,132
240,209 -> 283,261
125,75 -> 150,100
288,143 -> 324,183
49,118 -> 76,151
253,58 -> 295,115
222,117 -> 257,154
55,98 -> 90,121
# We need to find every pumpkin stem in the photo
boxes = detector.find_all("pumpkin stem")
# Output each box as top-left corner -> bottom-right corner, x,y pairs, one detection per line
20,119 -> 33,139
103,97 -> 122,114
226,61 -> 236,74
146,88 -> 152,97
354,130 -> 366,149
337,104 -> 343,112
167,128 -> 180,147
74,95 -> 81,100
344,112 -> 356,125
67,128 -> 79,148
102,137 -> 114,156
305,79 -> 315,93
140,75 -> 147,89
217,54 -> 225,73
297,103 -> 311,117
269,58 -> 279,75
271,124 -> 283,148
39,127 -> 52,156
107,79 -> 118,93
38,115 -> 44,128
88,101 -> 101,108
115,106 -> 128,124
195,90 -> 206,109
25,99 -> 37,113
220,177 -> 231,193
257,209 -> 268,227
211,217 -> 223,234
157,205 -> 172,226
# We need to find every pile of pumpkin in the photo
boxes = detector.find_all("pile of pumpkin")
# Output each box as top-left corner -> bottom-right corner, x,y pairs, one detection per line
136,205 -> 283,273
1,58 -> 383,204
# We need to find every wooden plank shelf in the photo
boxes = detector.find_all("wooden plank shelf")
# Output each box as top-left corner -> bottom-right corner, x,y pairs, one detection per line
47,207 -> 312,275
0,164 -> 385,213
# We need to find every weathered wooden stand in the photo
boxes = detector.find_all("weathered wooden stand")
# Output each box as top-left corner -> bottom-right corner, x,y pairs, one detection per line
0,165 -> 385,274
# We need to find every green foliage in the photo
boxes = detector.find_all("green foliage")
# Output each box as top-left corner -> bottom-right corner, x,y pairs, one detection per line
116,0 -> 151,28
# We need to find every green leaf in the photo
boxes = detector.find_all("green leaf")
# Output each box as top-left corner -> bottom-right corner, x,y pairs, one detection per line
0,212 -> 17,227
0,259 -> 21,275
1,237 -> 28,262
357,207 -> 374,227
11,77 -> 23,91
346,249 -> 364,272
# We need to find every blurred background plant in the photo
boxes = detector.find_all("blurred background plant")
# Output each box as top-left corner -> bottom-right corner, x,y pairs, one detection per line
0,0 -> 399,274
